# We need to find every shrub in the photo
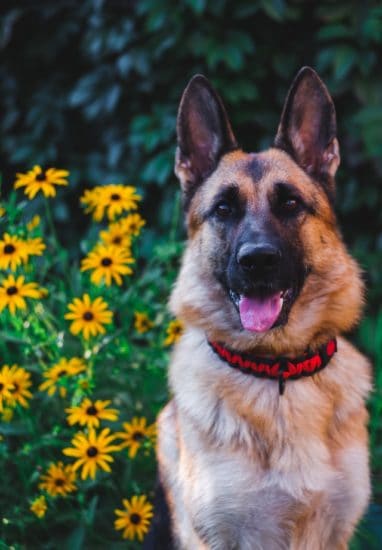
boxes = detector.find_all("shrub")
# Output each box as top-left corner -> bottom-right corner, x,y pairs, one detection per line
0,168 -> 183,547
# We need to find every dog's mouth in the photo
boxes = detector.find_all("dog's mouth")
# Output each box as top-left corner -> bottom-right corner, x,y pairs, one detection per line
229,288 -> 293,333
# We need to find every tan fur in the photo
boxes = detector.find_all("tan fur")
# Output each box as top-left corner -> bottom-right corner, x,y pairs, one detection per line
158,128 -> 371,548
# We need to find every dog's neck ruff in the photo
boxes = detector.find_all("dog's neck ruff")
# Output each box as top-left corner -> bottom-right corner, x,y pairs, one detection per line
208,338 -> 337,395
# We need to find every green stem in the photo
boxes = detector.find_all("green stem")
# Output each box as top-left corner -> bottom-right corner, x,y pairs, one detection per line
43,197 -> 59,248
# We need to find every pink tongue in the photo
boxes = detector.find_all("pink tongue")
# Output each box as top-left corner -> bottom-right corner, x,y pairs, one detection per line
239,293 -> 283,332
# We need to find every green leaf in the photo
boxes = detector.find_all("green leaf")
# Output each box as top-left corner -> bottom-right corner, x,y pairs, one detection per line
64,526 -> 86,550
333,45 -> 357,80
260,0 -> 286,21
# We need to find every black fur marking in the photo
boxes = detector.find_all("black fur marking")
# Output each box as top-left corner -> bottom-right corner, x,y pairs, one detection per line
245,154 -> 267,183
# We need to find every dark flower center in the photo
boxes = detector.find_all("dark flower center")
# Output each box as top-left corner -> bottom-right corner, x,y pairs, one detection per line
35,172 -> 46,182
83,311 -> 94,321
110,193 -> 121,201
130,513 -> 141,525
86,446 -> 98,457
6,286 -> 18,296
132,431 -> 144,441
12,382 -> 19,392
55,478 -> 65,487
4,244 -> 15,254
0,383 -> 3,391
101,257 -> 112,267
112,237 -> 122,244
86,405 -> 98,416
57,370 -> 67,377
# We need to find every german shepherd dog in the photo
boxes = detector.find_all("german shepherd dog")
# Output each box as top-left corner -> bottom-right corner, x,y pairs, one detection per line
156,67 -> 372,549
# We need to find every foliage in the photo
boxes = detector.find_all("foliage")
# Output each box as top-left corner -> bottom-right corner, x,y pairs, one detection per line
0,174 -> 182,548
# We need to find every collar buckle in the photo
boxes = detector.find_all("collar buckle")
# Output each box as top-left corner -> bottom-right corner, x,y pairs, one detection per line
278,358 -> 288,396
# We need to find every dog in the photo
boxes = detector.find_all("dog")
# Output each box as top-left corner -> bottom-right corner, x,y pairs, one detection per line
155,67 -> 372,550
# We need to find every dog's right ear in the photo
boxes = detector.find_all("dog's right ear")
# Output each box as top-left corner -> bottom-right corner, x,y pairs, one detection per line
175,75 -> 238,195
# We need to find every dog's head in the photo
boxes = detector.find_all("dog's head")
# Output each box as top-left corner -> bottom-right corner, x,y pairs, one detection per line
170,68 -> 363,354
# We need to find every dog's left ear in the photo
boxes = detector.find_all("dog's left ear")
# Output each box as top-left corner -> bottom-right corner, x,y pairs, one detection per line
274,67 -> 340,188
175,75 -> 238,193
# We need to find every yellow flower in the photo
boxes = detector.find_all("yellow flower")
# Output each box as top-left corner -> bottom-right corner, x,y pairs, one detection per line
24,237 -> 46,257
114,495 -> 153,541
30,495 -> 47,518
0,206 -> 5,217
0,234 -> 29,270
2,407 -> 14,422
66,398 -> 119,429
80,184 -> 141,221
119,213 -> 146,237
63,428 -> 120,480
99,221 -> 132,250
78,378 -> 91,391
164,319 -> 184,346
80,245 -> 134,286
2,364 -> 32,408
0,369 -> 14,412
39,462 -> 77,497
14,166 -> 69,199
65,294 -> 113,340
115,417 -> 156,459
39,358 -> 86,398
26,215 -> 41,231
134,312 -> 154,334
0,274 -> 42,315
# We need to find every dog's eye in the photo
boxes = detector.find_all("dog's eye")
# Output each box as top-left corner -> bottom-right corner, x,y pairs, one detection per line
273,183 -> 305,218
276,195 -> 302,217
281,198 -> 299,212
215,202 -> 233,219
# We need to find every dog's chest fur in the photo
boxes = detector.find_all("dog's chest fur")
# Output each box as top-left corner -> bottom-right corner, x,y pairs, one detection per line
157,329 -> 371,549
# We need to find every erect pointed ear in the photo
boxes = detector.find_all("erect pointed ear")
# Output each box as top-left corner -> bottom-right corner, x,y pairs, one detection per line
274,67 -> 340,189
175,75 -> 238,194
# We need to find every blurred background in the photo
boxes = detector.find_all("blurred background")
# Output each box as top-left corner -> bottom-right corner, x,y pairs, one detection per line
1,0 -> 382,546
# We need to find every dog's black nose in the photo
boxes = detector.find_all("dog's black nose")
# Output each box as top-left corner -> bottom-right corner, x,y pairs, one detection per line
237,243 -> 281,272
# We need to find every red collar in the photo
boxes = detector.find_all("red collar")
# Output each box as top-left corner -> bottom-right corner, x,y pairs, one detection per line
208,339 -> 337,395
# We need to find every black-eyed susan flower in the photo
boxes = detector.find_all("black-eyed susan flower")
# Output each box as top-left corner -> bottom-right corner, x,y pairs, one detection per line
14,166 -> 69,199
0,234 -> 29,270
66,398 -> 119,429
0,275 -> 42,315
119,213 -> 146,237
65,294 -> 113,340
115,417 -> 156,459
164,319 -> 184,346
63,428 -> 120,480
30,495 -> 47,518
80,184 -> 141,221
99,221 -> 132,250
0,369 -> 14,412
134,312 -> 154,334
39,357 -> 86,398
26,215 -> 41,231
80,245 -> 134,286
114,495 -> 153,541
39,462 -> 77,497
24,237 -> 46,257
2,364 -> 32,408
